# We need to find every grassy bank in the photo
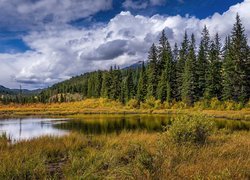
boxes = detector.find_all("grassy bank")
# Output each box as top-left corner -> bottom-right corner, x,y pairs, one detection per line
0,98 -> 249,120
0,130 -> 249,179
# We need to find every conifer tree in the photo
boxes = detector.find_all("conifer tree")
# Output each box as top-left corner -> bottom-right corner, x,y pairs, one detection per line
196,26 -> 210,99
171,43 -> 179,100
223,14 -> 249,102
181,34 -> 197,105
137,62 -> 147,102
205,34 -> 222,99
110,67 -> 122,101
158,30 -> 171,74
157,33 -> 173,103
93,71 -> 102,98
147,43 -> 158,99
222,36 -> 234,101
176,31 -> 189,100
101,70 -> 112,98
124,69 -> 135,102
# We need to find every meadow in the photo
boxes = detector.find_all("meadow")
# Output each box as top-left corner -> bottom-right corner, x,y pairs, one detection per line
0,98 -> 249,120
0,99 -> 249,179
0,124 -> 249,179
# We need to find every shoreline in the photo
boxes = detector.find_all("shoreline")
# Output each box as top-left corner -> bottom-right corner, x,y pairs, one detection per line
0,108 -> 249,121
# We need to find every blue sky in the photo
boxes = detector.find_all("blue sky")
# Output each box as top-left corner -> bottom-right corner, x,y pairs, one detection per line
0,0 -> 249,89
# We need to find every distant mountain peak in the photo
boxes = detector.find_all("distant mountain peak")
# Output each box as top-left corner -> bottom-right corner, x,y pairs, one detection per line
123,60 -> 145,70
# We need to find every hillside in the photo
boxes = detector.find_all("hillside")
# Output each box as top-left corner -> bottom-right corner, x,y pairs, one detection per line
0,85 -> 14,95
0,85 -> 42,96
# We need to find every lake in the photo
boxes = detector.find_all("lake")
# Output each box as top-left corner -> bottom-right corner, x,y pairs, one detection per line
0,118 -> 69,142
1,115 -> 249,142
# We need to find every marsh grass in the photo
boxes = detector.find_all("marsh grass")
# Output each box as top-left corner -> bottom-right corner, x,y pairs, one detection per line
0,129 -> 249,179
0,98 -> 249,120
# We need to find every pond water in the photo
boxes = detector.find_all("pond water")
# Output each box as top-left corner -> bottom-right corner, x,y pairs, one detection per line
0,115 -> 249,142
0,118 -> 69,142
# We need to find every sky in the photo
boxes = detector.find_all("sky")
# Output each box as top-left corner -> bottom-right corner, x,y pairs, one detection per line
0,0 -> 249,89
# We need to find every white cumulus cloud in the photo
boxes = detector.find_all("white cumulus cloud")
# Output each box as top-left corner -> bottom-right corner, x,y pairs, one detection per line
0,0 -> 250,89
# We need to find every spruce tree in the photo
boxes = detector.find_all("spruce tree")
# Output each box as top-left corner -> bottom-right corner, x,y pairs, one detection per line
222,36 -> 234,101
158,30 -> 171,74
157,34 -> 173,103
176,31 -> 189,100
94,71 -> 102,97
147,43 -> 158,99
137,62 -> 147,102
181,34 -> 197,105
196,26 -> 210,99
205,34 -> 222,99
171,43 -> 179,100
124,69 -> 135,102
110,67 -> 122,101
197,42 -> 206,99
101,70 -> 112,98
223,14 -> 249,102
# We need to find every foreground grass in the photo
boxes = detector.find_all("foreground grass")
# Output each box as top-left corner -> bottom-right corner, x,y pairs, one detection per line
0,98 -> 249,120
0,130 -> 249,179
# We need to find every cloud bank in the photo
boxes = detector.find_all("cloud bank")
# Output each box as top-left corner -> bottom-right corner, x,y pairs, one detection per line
0,0 -> 112,31
0,0 -> 250,89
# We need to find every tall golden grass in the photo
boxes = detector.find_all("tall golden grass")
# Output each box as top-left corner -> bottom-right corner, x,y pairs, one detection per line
0,130 -> 249,179
0,98 -> 249,120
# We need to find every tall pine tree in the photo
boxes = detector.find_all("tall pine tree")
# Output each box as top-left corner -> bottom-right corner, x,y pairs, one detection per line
205,33 -> 222,99
157,31 -> 173,102
196,26 -> 210,99
137,62 -> 147,102
176,31 -> 189,100
147,43 -> 158,99
222,14 -> 249,102
181,34 -> 197,105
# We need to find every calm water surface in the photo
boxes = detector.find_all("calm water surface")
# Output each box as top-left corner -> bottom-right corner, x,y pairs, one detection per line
0,118 -> 68,142
1,115 -> 249,142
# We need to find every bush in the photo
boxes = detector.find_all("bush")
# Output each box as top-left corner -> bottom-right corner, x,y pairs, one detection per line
167,115 -> 213,145
140,96 -> 157,109
171,101 -> 188,109
154,100 -> 162,110
223,100 -> 239,110
210,98 -> 222,109
162,101 -> 171,109
127,99 -> 140,109
194,99 -> 210,110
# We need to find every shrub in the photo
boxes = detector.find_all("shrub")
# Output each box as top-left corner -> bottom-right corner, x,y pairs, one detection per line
140,96 -> 156,109
127,99 -> 140,109
167,115 -> 213,145
210,98 -> 222,110
154,100 -> 162,110
223,100 -> 237,110
194,99 -> 210,110
162,101 -> 171,109
171,101 -> 188,109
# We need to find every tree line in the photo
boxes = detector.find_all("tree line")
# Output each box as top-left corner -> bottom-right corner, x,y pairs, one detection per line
1,14 -> 249,105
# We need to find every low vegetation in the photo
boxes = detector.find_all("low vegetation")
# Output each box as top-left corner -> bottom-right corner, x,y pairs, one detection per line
167,115 -> 213,144
0,115 -> 249,179
0,98 -> 249,121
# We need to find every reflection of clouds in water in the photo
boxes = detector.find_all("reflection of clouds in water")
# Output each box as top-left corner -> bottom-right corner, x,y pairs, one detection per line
0,118 -> 68,142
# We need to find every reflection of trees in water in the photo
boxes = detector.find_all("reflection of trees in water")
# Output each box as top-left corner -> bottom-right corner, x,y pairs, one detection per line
54,115 -> 250,135
54,115 -> 173,135
214,119 -> 250,131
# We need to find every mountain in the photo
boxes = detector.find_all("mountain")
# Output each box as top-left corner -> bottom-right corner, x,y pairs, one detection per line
0,85 -> 14,95
123,61 -> 145,70
0,85 -> 42,96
